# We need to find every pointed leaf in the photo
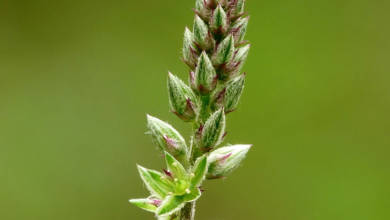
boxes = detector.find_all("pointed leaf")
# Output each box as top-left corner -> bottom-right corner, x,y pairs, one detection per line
156,195 -> 186,216
129,198 -> 159,213
156,188 -> 202,217
190,155 -> 208,188
137,165 -> 174,198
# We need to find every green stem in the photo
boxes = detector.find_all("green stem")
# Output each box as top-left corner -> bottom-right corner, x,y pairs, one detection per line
180,202 -> 196,220
179,95 -> 210,220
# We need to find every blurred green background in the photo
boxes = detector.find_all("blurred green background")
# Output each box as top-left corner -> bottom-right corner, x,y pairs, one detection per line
1,0 -> 389,219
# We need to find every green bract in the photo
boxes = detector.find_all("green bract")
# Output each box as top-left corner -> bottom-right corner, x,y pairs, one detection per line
130,0 -> 253,219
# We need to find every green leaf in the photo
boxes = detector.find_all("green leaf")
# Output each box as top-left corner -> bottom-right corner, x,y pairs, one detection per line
137,165 -> 174,198
156,188 -> 202,217
129,198 -> 159,213
190,155 -> 208,188
156,195 -> 186,216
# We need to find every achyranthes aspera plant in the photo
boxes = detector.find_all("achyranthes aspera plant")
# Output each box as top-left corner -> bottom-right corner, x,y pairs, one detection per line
130,0 -> 252,219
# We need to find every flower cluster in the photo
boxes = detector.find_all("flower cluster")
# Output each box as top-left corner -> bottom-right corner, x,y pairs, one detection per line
130,0 -> 252,219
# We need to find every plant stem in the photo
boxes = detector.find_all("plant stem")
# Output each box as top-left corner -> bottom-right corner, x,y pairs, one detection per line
179,95 -> 209,220
180,201 -> 196,220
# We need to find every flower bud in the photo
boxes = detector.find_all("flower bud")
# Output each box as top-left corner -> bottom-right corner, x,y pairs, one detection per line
212,34 -> 235,66
195,0 -> 205,12
199,108 -> 226,150
231,16 -> 248,44
207,144 -> 251,179
206,0 -> 219,9
167,72 -> 199,122
211,74 -> 245,113
211,5 -> 228,33
225,44 -> 250,76
193,15 -> 212,49
194,51 -> 217,94
231,0 -> 245,19
182,27 -> 199,69
146,115 -> 187,157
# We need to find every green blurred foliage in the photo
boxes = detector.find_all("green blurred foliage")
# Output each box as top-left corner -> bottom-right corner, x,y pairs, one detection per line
1,0 -> 389,219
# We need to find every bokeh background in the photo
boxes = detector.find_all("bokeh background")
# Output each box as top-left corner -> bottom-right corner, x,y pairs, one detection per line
1,0 -> 389,219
